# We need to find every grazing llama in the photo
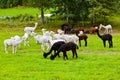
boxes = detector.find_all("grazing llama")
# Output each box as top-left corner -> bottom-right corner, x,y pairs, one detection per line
50,42 -> 78,60
43,41 -> 66,58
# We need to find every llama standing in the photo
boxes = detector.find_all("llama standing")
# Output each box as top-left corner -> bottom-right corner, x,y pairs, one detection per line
22,32 -> 30,46
77,34 -> 88,47
4,36 -> 23,53
99,24 -> 112,34
24,22 -> 38,34
95,29 -> 113,48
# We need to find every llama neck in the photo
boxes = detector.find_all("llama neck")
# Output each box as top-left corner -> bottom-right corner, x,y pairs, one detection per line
42,30 -> 45,35
96,30 -> 102,38
101,25 -> 106,29
19,40 -> 23,44
34,24 -> 38,30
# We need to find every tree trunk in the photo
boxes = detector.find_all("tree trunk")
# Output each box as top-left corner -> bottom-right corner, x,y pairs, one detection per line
92,11 -> 95,26
40,7 -> 44,25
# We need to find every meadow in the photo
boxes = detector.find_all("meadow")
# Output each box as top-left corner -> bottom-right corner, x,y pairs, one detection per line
0,7 -> 120,80
0,7 -> 40,17
0,23 -> 120,80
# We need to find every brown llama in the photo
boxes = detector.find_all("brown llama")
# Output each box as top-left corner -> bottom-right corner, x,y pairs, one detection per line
77,34 -> 88,47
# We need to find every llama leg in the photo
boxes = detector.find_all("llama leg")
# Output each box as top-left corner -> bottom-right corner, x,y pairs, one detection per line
12,46 -> 15,54
103,40 -> 106,47
109,40 -> 113,48
74,49 -> 78,58
108,41 -> 111,48
15,46 -> 17,53
111,40 -> 113,47
63,51 -> 68,60
54,50 -> 60,57
72,50 -> 75,58
79,40 -> 81,47
27,40 -> 30,46
41,45 -> 44,51
72,49 -> 78,58
5,46 -> 8,53
85,39 -> 87,47
24,40 -> 26,46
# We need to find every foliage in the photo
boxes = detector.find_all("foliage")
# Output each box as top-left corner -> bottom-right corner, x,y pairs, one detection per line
0,0 -> 119,25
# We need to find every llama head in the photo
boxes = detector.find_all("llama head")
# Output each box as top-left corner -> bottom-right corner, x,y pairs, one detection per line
43,53 -> 48,58
41,28 -> 46,31
35,22 -> 38,25
99,24 -> 103,30
30,32 -> 36,36
50,54 -> 55,60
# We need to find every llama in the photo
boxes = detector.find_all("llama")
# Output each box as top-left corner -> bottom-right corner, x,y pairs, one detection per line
51,30 -> 79,45
41,28 -> 47,35
30,32 -> 42,44
31,31 -> 52,51
99,24 -> 112,34
4,36 -> 23,53
50,30 -> 64,40
88,26 -> 97,34
50,42 -> 78,60
43,41 -> 66,58
95,29 -> 113,48
61,24 -> 72,34
22,32 -> 30,46
63,34 -> 79,45
24,22 -> 38,34
77,33 -> 88,47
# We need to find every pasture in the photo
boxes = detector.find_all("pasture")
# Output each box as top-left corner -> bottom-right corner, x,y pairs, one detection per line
0,23 -> 120,80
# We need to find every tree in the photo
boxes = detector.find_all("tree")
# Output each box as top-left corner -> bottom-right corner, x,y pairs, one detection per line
31,0 -> 53,25
88,0 -> 116,25
0,0 -> 8,8
52,0 -> 89,26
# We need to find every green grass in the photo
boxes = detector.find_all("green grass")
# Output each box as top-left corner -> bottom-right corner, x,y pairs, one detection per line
0,7 -> 54,17
0,7 -> 40,17
0,25 -> 120,80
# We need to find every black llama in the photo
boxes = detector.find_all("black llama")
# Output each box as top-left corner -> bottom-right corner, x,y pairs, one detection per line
95,29 -> 113,48
43,41 -> 65,58
50,42 -> 78,60
61,23 -> 72,34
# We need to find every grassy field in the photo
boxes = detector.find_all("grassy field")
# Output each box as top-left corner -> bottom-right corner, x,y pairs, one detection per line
0,25 -> 120,80
0,7 -> 40,17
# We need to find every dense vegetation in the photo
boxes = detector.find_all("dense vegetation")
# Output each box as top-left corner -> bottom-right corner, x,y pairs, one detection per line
0,0 -> 120,26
